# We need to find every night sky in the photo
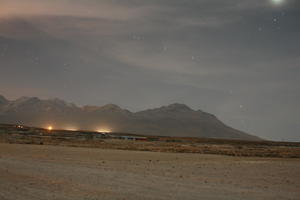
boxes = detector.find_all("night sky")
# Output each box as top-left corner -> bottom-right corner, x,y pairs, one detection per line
0,0 -> 299,141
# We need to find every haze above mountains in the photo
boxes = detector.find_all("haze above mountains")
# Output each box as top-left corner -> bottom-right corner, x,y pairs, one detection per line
0,95 -> 260,140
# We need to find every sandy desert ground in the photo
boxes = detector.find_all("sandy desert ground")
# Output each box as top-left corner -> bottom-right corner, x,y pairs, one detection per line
0,143 -> 299,200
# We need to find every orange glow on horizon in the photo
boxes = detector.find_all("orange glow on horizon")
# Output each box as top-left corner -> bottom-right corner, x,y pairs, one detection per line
96,128 -> 111,133
47,126 -> 53,131
65,126 -> 78,131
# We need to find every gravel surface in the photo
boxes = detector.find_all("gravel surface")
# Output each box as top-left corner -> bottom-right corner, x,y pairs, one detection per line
0,143 -> 299,200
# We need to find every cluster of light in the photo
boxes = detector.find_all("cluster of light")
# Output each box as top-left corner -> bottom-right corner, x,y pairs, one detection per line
97,129 -> 111,133
45,124 -> 112,133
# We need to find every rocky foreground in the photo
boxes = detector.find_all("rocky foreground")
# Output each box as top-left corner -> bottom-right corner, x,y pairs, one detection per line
0,143 -> 299,200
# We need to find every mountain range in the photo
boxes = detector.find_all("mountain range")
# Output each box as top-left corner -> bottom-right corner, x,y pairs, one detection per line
0,95 -> 261,140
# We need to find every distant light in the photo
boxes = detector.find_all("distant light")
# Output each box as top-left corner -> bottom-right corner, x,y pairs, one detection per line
97,128 -> 111,133
65,127 -> 78,131
47,126 -> 53,131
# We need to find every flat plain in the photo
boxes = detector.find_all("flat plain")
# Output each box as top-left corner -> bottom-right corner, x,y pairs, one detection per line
0,143 -> 299,200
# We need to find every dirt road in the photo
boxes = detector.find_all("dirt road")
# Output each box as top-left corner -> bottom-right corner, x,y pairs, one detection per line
0,143 -> 299,200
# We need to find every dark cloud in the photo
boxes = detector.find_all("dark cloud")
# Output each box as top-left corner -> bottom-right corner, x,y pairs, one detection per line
0,0 -> 299,141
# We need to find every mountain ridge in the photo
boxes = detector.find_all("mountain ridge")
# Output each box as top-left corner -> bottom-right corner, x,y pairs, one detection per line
0,95 -> 261,141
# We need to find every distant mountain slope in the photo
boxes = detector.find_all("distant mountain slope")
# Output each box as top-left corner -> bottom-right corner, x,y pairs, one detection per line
0,95 -> 261,140
0,95 -> 8,106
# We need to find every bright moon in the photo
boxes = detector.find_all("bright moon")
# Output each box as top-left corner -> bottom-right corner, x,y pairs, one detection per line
271,0 -> 284,5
